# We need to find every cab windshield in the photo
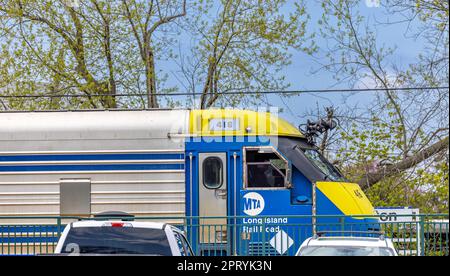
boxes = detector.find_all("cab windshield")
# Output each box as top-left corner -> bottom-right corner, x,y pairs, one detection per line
301,148 -> 345,182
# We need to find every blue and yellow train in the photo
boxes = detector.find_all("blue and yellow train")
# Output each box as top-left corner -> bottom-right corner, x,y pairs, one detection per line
0,109 -> 377,255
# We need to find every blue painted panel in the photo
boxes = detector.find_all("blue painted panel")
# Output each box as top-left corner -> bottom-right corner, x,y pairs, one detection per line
290,169 -> 312,204
0,163 -> 183,172
185,136 -> 269,255
239,189 -> 312,255
240,190 -> 312,216
184,135 -> 377,255
0,153 -> 184,162
0,152 -> 184,172
185,136 -> 271,218
185,136 -> 317,255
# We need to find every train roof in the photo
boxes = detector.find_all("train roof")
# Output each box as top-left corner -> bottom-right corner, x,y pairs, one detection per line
0,109 -> 304,139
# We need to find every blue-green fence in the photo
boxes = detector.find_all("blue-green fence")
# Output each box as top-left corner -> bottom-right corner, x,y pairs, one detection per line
0,214 -> 448,256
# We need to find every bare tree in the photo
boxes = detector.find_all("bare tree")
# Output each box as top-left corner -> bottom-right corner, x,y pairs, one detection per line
122,0 -> 186,108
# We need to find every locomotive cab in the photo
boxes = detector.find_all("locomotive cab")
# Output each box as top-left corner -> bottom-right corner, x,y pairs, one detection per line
186,109 -> 378,255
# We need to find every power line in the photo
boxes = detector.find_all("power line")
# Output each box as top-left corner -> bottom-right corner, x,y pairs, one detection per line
0,86 -> 448,98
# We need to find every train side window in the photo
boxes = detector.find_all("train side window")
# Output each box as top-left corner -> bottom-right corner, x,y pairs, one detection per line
202,157 -> 223,189
244,147 -> 288,189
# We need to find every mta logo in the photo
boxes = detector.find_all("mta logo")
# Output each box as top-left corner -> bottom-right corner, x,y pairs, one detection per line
244,198 -> 261,210
243,192 -> 265,216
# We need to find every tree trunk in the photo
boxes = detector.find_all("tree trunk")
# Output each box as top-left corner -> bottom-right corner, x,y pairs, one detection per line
145,46 -> 158,108
200,62 -> 215,109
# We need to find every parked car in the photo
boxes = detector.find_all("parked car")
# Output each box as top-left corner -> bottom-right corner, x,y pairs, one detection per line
54,212 -> 194,256
295,233 -> 398,256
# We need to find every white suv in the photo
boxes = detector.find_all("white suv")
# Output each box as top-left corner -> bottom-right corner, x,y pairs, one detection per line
296,234 -> 398,256
54,212 -> 194,256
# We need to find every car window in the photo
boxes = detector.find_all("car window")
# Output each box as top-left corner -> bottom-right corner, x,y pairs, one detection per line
298,246 -> 395,256
61,227 -> 172,255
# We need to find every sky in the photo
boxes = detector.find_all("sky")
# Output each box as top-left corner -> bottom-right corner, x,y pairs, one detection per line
266,0 -> 426,124
159,0 -> 427,126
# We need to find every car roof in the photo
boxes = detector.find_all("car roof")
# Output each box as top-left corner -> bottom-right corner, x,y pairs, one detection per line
304,236 -> 391,248
70,220 -> 167,229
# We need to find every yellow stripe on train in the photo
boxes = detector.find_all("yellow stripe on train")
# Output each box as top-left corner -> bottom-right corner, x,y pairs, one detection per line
317,182 -> 376,218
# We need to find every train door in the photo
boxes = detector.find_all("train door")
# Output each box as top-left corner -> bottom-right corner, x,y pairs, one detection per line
198,153 -> 228,249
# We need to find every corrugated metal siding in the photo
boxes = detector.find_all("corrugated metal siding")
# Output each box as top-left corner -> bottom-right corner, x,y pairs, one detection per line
0,110 -> 189,218
0,159 -> 186,217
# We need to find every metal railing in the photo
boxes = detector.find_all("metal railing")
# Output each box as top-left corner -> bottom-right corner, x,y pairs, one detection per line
0,214 -> 448,256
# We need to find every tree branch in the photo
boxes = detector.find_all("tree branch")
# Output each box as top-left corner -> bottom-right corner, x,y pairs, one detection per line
358,136 -> 449,188
148,0 -> 186,35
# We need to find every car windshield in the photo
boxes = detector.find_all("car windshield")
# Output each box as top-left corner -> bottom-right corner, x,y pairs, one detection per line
298,246 -> 395,256
61,227 -> 172,255
301,149 -> 345,182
